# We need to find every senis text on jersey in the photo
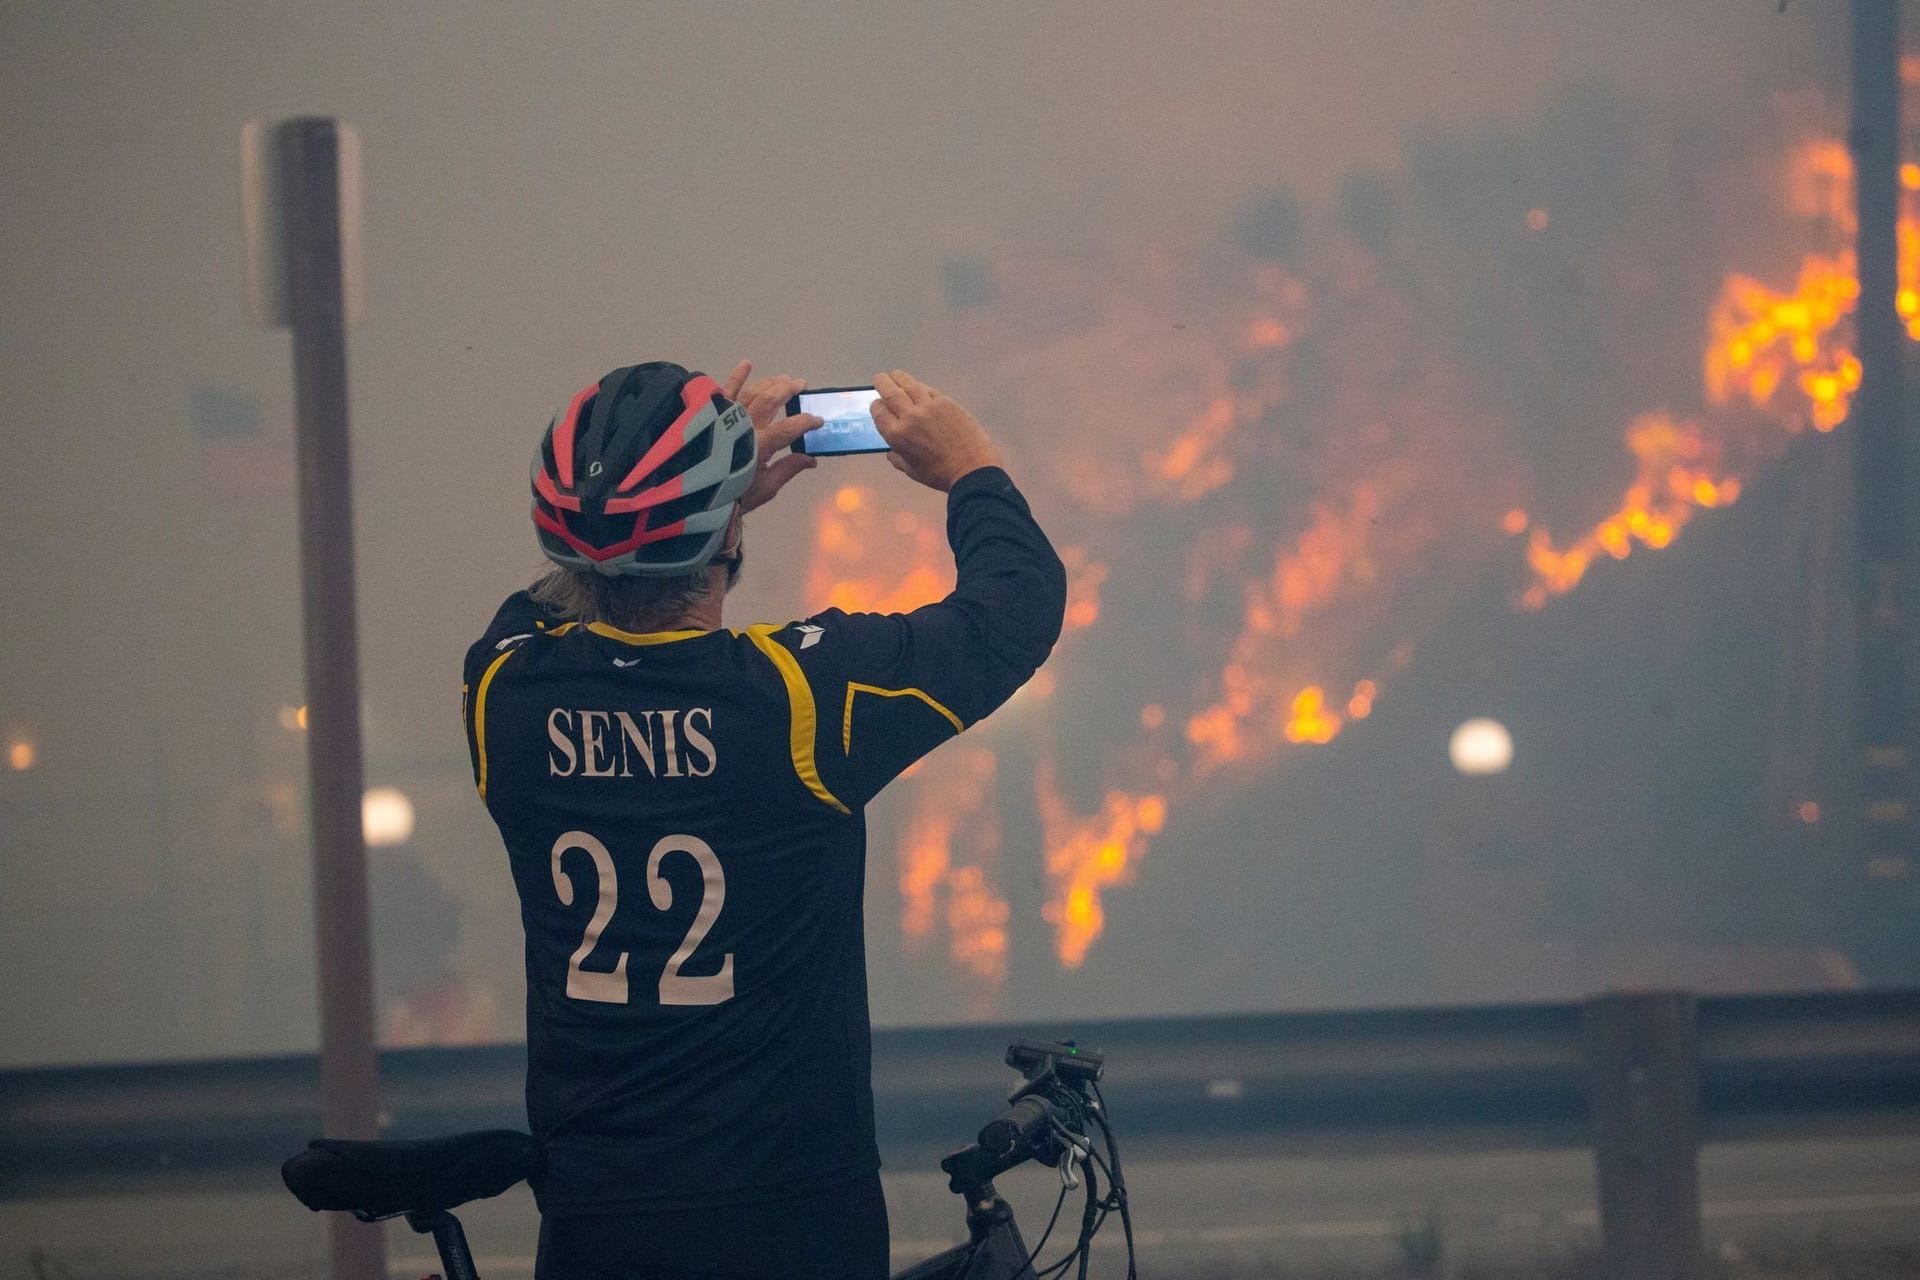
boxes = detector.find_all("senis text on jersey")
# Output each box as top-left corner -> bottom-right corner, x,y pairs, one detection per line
546,707 -> 717,779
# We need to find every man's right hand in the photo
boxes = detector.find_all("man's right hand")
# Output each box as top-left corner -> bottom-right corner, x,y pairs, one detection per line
870,371 -> 1005,492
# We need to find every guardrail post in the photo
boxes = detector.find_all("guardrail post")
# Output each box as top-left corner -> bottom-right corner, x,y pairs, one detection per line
1581,990 -> 1702,1280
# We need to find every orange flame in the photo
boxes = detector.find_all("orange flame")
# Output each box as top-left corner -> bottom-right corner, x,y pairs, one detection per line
805,126 -> 1920,980
1705,258 -> 1861,431
1347,679 -> 1378,721
946,865 -> 1011,984
1146,393 -> 1240,500
1522,137 -> 1918,607
1183,479 -> 1413,768
1059,546 -> 1109,631
1519,412 -> 1741,608
806,485 -> 951,615
896,747 -> 1009,988
1283,686 -> 1341,744
1037,762 -> 1166,969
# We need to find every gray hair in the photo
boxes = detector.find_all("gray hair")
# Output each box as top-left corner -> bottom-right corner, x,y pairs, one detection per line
527,566 -> 716,633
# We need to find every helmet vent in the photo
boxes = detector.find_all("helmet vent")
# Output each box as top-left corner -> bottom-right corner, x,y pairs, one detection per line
531,361 -> 757,577
648,531 -> 716,566
652,485 -> 720,527
648,436 -> 706,492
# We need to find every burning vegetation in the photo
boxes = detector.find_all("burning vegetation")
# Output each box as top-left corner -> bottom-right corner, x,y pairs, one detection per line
802,89 -> 1920,992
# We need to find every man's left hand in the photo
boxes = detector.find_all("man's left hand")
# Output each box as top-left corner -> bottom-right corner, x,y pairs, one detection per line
721,360 -> 822,515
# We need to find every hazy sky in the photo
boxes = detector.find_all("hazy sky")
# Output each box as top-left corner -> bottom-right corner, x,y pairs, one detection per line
0,1 -> 1849,1065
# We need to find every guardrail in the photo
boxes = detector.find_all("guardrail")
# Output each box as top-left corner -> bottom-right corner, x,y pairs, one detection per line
5,989 -> 1918,1278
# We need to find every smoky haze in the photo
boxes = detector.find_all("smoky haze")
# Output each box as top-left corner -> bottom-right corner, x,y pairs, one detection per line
0,1 -> 1862,1067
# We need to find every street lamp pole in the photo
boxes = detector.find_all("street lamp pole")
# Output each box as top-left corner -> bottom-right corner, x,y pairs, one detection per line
254,116 -> 384,1280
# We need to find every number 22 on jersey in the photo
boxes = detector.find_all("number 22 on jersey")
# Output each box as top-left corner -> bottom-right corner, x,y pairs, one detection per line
549,830 -> 735,1006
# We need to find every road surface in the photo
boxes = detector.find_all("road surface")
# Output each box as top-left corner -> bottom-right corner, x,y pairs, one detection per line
5,1130 -> 1918,1277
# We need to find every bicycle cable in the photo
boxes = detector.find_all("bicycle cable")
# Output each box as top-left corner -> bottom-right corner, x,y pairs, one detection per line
1030,1088 -> 1134,1279
1091,1081 -> 1137,1279
1030,1157 -> 1098,1280
1020,1177 -> 1073,1274
992,1048 -> 1136,1279
1022,1091 -> 1100,1280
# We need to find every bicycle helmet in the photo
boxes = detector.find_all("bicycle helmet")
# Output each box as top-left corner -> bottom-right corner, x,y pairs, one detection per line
531,362 -> 757,576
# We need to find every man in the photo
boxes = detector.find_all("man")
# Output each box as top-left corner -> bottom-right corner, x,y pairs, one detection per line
462,360 -> 1066,1278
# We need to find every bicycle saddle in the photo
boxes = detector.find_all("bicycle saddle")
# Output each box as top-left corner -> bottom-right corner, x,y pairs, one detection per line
282,1129 -> 538,1219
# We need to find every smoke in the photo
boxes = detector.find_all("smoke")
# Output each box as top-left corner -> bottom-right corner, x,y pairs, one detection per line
817,82 -> 1887,1006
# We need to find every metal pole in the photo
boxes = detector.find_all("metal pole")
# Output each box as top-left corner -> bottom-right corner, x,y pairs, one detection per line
1848,0 -> 1915,976
279,117 -> 385,1280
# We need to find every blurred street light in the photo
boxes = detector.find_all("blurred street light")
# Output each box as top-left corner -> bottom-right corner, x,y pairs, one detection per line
361,785 -> 415,848
1449,718 -> 1513,775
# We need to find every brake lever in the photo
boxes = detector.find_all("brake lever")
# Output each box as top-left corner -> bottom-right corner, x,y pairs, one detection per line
1054,1122 -> 1090,1191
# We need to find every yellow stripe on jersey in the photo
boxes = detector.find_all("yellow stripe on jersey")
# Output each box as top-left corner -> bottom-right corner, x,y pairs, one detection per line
744,626 -> 851,815
586,621 -> 707,645
472,647 -> 518,800
842,683 -> 964,755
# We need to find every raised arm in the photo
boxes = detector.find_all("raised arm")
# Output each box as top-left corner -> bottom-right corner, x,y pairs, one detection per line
765,373 -> 1066,809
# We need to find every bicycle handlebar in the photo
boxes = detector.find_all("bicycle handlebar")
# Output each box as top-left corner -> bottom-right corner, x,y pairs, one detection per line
976,1094 -> 1057,1157
939,1037 -> 1106,1197
942,1088 -> 1083,1195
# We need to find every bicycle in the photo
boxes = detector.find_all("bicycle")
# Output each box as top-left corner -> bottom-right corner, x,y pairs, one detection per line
283,1038 -> 1136,1280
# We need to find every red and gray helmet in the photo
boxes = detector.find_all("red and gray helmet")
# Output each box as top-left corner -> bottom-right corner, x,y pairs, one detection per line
531,362 -> 757,576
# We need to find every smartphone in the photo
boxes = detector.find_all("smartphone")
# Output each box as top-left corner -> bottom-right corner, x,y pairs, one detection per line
787,386 -> 889,456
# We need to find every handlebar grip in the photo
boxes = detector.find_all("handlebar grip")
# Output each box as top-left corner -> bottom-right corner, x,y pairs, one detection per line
977,1095 -> 1055,1157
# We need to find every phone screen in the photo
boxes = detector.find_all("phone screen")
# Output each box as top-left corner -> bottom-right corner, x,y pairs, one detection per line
789,386 -> 889,455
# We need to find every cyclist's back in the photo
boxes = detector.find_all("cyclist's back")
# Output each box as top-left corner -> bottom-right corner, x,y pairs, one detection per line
462,363 -> 1065,1279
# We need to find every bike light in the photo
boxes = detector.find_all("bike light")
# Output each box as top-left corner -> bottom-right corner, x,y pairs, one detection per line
1007,1038 -> 1105,1083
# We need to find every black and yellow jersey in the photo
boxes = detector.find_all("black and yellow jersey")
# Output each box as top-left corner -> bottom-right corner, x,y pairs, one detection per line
461,466 -> 1066,1214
